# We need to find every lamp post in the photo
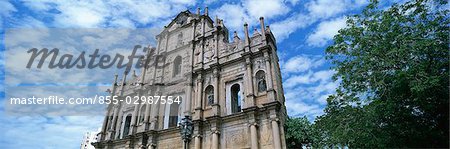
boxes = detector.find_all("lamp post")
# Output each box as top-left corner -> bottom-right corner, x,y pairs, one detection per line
179,115 -> 193,149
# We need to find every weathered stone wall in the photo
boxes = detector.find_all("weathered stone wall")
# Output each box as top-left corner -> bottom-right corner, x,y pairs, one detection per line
94,9 -> 286,149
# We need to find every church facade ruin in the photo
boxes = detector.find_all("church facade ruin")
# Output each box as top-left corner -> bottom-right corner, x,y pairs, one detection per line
93,8 -> 287,149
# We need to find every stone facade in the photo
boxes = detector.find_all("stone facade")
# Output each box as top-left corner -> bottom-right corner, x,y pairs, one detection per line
93,8 -> 287,149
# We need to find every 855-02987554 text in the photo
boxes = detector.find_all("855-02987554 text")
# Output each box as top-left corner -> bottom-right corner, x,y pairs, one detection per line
9,95 -> 182,105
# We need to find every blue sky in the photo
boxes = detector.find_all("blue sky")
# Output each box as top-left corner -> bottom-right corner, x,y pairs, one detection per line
0,0 -> 406,148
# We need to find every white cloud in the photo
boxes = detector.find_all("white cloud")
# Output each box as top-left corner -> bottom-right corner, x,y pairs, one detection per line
287,0 -> 301,5
306,0 -> 346,18
212,0 -> 291,37
285,100 -> 324,119
284,71 -> 315,87
281,55 -> 325,74
0,0 -> 16,29
284,70 -> 334,88
109,17 -> 136,28
284,76 -> 338,108
306,0 -> 369,19
271,0 -> 368,42
203,0 -> 219,5
169,0 -> 196,5
55,6 -> 106,28
7,16 -> 47,28
244,0 -> 290,19
0,1 -> 16,17
282,55 -> 338,118
317,94 -> 330,105
20,0 -> 196,28
213,4 -> 250,32
271,13 -> 316,42
306,17 -> 347,47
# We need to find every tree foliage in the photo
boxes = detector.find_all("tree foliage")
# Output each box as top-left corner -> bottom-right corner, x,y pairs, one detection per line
285,116 -> 317,148
311,0 -> 449,148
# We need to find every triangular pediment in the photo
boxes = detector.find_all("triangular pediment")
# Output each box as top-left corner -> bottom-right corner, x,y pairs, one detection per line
166,11 -> 192,28
160,10 -> 198,34
158,10 -> 215,36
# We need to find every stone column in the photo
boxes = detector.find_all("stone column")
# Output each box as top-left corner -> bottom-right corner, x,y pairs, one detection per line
211,67 -> 220,116
108,74 -> 119,133
149,89 -> 161,130
214,26 -> 219,61
259,17 -> 266,42
114,107 -> 123,139
271,118 -> 281,149
130,102 -> 139,125
102,73 -> 117,138
194,135 -> 202,149
263,52 -> 273,90
113,71 -> 128,139
144,100 -> 151,123
100,115 -> 108,139
196,74 -> 203,110
186,18 -> 196,116
185,82 -> 193,116
211,128 -> 220,149
245,58 -> 255,107
250,123 -> 258,149
194,75 -> 203,120
193,122 -> 202,149
244,23 -> 250,52
110,106 -> 119,130
130,93 -> 140,134
199,17 -> 206,65
213,68 -> 219,104
263,51 -> 275,101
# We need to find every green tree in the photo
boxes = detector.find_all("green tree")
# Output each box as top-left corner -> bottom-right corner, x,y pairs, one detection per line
316,0 -> 449,148
285,116 -> 317,148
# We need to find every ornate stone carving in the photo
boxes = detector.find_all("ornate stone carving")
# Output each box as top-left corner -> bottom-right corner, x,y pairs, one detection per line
194,43 -> 202,64
226,129 -> 247,147
195,23 -> 202,37
254,59 -> 265,70
203,39 -> 215,63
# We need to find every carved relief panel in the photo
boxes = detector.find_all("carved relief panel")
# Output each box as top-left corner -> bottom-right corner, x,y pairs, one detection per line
194,42 -> 202,64
224,128 -> 249,149
195,23 -> 202,37
203,39 -> 215,63
253,57 -> 265,71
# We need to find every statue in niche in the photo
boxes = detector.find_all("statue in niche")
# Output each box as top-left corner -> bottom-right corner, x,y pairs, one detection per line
256,71 -> 267,92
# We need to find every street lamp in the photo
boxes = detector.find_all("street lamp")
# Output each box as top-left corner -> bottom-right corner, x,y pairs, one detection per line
179,115 -> 193,149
